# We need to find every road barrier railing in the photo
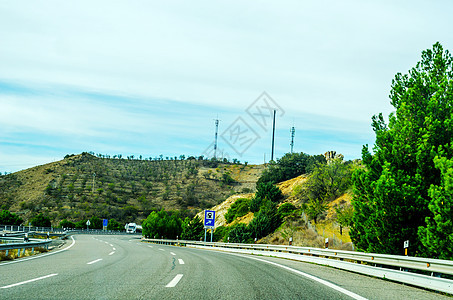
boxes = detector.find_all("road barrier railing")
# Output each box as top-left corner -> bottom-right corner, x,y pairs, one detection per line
0,236 -> 52,258
142,238 -> 453,295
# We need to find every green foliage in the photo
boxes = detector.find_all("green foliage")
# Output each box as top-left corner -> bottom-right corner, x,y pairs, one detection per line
418,155 -> 453,259
228,223 -> 252,243
59,219 -> 75,228
31,213 -> 51,227
181,216 -> 204,240
296,159 -> 352,203
249,197 -> 262,213
257,152 -> 326,185
213,226 -> 229,242
303,199 -> 327,223
221,173 -> 235,185
248,200 -> 282,239
89,216 -> 103,229
75,219 -> 87,229
336,205 -> 354,228
351,42 -> 453,256
254,182 -> 283,206
142,209 -> 182,239
277,203 -> 297,218
225,198 -> 250,223
107,219 -> 123,231
0,210 -> 22,225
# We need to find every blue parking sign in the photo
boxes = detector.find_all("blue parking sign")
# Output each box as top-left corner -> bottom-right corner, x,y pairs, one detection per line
103,219 -> 108,227
204,210 -> 215,228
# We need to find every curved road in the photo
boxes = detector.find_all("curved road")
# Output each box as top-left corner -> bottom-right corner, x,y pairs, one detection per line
0,235 -> 448,299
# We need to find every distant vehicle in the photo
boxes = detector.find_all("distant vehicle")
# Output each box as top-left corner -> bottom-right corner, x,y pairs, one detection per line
125,223 -> 142,234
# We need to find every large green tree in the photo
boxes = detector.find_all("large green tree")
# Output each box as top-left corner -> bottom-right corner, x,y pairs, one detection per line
0,210 -> 22,225
142,209 -> 182,239
351,42 -> 453,257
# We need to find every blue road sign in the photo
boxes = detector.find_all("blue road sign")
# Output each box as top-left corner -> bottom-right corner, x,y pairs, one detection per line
103,219 -> 108,227
204,210 -> 215,228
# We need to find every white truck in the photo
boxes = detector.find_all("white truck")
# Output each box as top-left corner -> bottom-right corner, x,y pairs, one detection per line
125,223 -> 142,234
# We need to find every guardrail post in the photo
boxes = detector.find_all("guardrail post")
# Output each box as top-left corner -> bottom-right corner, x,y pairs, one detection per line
5,249 -> 8,256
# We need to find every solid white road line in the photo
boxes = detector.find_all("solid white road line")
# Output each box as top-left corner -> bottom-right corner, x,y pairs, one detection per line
178,259 -> 185,265
109,251 -> 115,256
87,259 -> 103,265
241,255 -> 367,300
1,273 -> 58,289
0,236 -> 76,266
170,252 -> 176,256
166,274 -> 183,288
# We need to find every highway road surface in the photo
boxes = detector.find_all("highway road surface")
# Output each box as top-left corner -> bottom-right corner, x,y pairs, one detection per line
0,235 -> 449,299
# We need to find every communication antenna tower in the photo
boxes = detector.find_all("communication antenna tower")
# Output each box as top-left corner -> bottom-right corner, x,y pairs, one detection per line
214,118 -> 220,159
290,126 -> 295,153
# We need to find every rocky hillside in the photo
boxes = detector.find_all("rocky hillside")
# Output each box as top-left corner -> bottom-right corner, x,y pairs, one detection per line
0,153 -> 264,225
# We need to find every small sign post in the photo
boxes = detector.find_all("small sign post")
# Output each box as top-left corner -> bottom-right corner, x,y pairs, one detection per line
103,219 -> 108,231
404,240 -> 409,256
204,210 -> 216,242
86,220 -> 91,231
325,238 -> 329,249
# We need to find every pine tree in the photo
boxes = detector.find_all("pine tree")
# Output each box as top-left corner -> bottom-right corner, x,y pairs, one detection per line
351,42 -> 453,256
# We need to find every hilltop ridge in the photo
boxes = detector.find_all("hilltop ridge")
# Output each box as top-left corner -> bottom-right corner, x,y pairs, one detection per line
0,153 -> 264,225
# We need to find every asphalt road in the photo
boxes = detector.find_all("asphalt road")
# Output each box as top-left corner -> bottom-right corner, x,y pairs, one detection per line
0,235 -> 449,299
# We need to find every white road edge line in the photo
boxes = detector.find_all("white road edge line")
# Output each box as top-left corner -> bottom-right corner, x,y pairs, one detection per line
0,236 -> 76,266
109,251 -> 115,256
166,274 -> 183,288
178,259 -> 185,265
239,255 -> 367,300
170,252 -> 176,256
87,258 -> 103,265
1,273 -> 58,289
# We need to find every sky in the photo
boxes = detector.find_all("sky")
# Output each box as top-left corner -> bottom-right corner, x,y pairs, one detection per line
1,0 -> 453,173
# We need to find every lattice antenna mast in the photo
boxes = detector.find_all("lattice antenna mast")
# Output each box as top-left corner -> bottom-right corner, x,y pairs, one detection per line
214,118 -> 220,159
290,126 -> 295,153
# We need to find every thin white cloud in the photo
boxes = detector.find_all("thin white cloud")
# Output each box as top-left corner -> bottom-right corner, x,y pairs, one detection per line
0,0 -> 452,171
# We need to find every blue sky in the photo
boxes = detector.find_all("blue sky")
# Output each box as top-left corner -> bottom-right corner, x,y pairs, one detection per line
1,1 -> 453,172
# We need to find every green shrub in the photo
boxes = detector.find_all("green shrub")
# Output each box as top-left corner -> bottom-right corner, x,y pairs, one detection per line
278,203 -> 297,218
228,223 -> 252,243
225,198 -> 250,223
248,200 -> 282,239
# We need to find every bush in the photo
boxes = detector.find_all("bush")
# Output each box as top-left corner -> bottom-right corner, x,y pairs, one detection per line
255,182 -> 283,203
257,152 -> 326,185
228,223 -> 252,243
0,210 -> 22,225
30,213 -> 51,227
225,198 -> 250,223
277,203 -> 297,218
59,219 -> 75,229
248,200 -> 282,239
181,216 -> 204,240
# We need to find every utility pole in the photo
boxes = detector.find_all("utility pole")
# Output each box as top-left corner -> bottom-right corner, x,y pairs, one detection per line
290,126 -> 295,153
271,110 -> 276,162
214,118 -> 219,159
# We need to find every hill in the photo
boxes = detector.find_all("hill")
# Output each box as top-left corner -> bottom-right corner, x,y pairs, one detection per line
200,174 -> 354,250
0,153 -> 264,226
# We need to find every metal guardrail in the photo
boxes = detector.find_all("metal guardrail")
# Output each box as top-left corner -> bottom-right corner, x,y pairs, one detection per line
143,238 -> 453,295
0,236 -> 52,258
